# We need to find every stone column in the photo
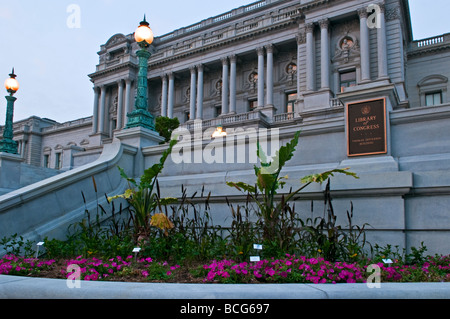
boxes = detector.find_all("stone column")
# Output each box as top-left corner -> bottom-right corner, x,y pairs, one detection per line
98,85 -> 107,133
319,18 -> 330,90
229,55 -> 237,114
196,64 -> 204,119
161,74 -> 168,117
190,66 -> 197,120
358,8 -> 371,82
266,44 -> 274,106
257,47 -> 265,107
124,79 -> 132,125
305,23 -> 315,92
296,29 -> 306,97
221,57 -> 229,115
92,86 -> 100,134
117,80 -> 124,129
168,72 -> 175,119
377,3 -> 389,79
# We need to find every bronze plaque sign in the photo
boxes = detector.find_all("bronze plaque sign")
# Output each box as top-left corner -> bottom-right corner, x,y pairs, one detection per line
347,98 -> 387,157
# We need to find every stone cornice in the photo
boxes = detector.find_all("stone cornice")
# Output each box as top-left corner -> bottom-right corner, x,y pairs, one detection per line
88,62 -> 138,80
148,18 -> 300,70
407,43 -> 450,58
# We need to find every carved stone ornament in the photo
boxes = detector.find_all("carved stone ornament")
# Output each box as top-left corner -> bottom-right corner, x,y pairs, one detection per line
333,35 -> 360,63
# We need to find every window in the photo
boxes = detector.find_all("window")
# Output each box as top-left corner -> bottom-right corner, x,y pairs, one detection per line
418,75 -> 448,107
184,111 -> 190,122
55,153 -> 62,170
215,106 -> 222,117
286,93 -> 297,113
340,70 -> 356,92
425,92 -> 442,106
248,99 -> 258,111
43,155 -> 50,168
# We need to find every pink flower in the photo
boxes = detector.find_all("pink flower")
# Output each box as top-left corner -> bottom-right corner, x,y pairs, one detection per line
142,270 -> 149,277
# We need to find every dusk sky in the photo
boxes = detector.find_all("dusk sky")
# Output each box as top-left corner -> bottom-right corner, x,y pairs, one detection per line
0,0 -> 448,124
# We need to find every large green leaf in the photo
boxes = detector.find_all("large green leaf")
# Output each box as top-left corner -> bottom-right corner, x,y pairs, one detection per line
259,131 -> 300,175
301,168 -> 359,184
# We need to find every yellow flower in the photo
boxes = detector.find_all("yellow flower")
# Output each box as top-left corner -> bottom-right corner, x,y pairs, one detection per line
238,251 -> 244,255
350,253 -> 357,258
318,249 -> 322,253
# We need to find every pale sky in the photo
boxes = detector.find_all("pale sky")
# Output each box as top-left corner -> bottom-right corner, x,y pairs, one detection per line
0,0 -> 448,124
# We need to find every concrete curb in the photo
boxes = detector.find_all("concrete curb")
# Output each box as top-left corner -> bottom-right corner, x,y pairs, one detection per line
1,275 -> 450,299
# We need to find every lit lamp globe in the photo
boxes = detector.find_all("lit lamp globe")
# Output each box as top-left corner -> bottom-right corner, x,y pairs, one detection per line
134,16 -> 154,47
4,69 -> 19,95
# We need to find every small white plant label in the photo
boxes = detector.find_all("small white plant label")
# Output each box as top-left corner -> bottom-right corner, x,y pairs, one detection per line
250,256 -> 261,262
253,244 -> 263,250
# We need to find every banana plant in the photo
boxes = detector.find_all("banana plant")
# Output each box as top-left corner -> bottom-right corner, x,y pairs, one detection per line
108,139 -> 178,239
227,131 -> 358,242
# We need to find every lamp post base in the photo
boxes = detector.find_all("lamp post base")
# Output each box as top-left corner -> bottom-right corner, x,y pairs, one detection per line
126,109 -> 156,131
0,138 -> 18,154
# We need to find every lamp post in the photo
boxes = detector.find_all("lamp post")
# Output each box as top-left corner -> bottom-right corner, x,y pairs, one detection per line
0,69 -> 19,154
126,15 -> 156,131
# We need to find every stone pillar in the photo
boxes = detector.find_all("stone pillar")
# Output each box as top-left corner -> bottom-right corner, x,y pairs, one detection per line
257,47 -> 265,107
358,8 -> 371,82
92,86 -> 99,134
117,80 -> 124,129
98,85 -> 107,133
196,64 -> 204,119
296,29 -> 306,98
266,44 -> 274,106
229,55 -> 237,114
305,23 -> 315,92
190,66 -> 197,120
124,79 -> 132,125
168,72 -> 175,119
161,74 -> 168,117
221,57 -> 229,115
377,3 -> 389,80
319,19 -> 330,90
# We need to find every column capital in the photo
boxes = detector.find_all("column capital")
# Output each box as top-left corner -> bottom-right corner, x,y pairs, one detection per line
265,43 -> 274,54
357,7 -> 369,19
305,22 -> 315,33
116,79 -> 125,86
221,57 -> 229,65
168,72 -> 174,80
196,64 -> 204,71
229,55 -> 237,63
377,2 -> 386,13
319,18 -> 329,29
190,65 -> 197,74
256,47 -> 265,56
296,30 -> 306,45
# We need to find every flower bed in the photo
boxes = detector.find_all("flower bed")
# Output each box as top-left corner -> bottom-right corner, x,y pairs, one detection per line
1,254 -> 450,284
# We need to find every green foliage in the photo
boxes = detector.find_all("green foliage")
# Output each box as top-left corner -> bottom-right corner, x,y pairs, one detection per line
0,234 -> 34,257
155,116 -> 180,143
227,131 -> 358,249
109,139 -> 178,239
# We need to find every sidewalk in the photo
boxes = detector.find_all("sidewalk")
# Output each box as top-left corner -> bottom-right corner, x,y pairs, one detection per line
1,275 -> 450,299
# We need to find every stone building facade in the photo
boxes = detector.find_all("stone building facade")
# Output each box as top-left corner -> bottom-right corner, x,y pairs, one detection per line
1,0 -> 450,253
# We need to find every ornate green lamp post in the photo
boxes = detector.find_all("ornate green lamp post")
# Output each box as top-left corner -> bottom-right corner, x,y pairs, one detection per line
126,16 -> 156,131
0,69 -> 19,154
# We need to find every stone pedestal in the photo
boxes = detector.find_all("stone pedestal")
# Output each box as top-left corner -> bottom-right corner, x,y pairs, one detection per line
114,127 -> 165,177
0,152 -> 24,195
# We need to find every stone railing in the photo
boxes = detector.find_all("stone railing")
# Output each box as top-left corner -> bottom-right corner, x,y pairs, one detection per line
273,112 -> 295,122
409,33 -> 450,53
180,110 -> 266,131
41,116 -> 92,133
330,98 -> 344,108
